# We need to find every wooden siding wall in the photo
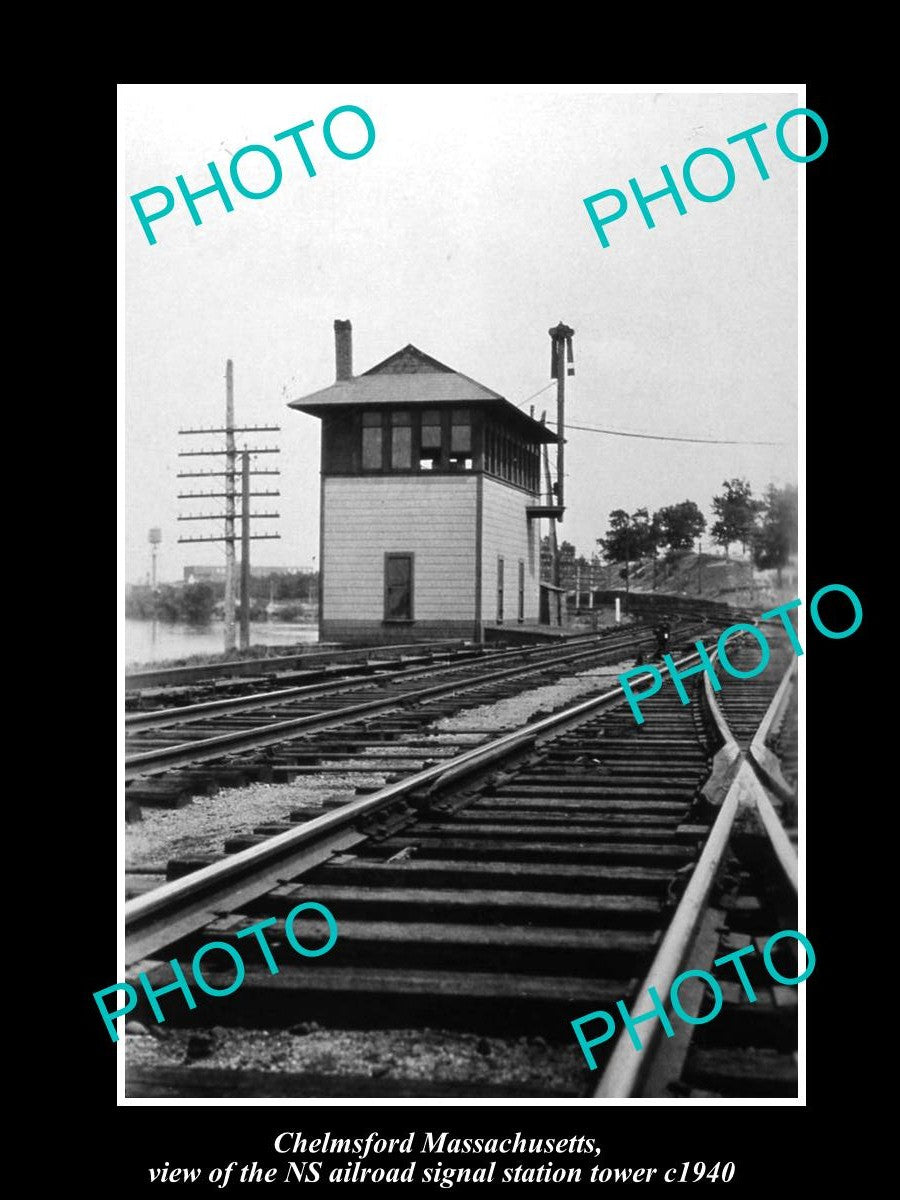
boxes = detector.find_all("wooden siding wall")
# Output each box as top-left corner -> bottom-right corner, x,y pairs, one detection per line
322,476 -> 479,624
480,476 -> 540,624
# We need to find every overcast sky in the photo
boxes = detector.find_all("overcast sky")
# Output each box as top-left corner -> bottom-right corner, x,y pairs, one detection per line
119,84 -> 800,585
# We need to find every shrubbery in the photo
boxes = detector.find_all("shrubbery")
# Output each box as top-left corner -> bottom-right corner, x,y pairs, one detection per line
125,583 -> 216,625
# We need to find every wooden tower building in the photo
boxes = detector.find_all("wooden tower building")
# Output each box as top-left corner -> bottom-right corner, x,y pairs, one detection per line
289,320 -> 561,644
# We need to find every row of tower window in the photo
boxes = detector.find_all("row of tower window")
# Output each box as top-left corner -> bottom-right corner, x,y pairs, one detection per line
485,425 -> 541,493
359,408 -> 540,492
362,409 -> 472,471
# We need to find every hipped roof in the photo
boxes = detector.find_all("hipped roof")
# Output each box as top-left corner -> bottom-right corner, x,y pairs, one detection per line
289,344 -> 557,443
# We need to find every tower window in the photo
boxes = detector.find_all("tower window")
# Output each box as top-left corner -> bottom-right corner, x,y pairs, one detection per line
391,410 -> 412,469
420,409 -> 441,470
483,420 -> 541,491
362,411 -> 383,470
485,425 -> 495,475
450,408 -> 472,469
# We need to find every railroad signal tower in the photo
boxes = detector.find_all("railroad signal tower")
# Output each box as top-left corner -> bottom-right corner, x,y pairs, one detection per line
177,359 -> 281,652
289,320 -> 563,644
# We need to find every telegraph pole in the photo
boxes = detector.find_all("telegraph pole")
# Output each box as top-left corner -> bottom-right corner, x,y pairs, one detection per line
224,361 -> 237,652
698,538 -> 703,595
240,450 -> 251,651
541,433 -> 560,623
548,322 -> 574,518
177,360 -> 281,655
538,324 -> 574,627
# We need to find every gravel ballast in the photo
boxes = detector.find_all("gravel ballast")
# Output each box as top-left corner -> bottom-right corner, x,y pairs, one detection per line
124,657 -> 633,1095
125,1025 -> 584,1094
125,661 -> 631,871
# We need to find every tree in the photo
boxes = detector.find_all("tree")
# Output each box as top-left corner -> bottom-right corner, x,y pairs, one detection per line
598,508 -> 659,564
598,510 -> 630,563
125,585 -> 155,619
654,500 -> 707,552
181,582 -> 216,625
710,478 -> 762,557
155,585 -> 184,622
751,483 -> 798,584
273,571 -> 317,601
632,509 -> 660,559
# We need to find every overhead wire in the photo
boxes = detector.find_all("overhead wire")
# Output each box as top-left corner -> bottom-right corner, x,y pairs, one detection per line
513,381 -> 784,446
544,420 -> 785,447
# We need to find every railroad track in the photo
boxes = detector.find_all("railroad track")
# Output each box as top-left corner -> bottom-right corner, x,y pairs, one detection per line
124,623 -> 708,805
126,639 -> 490,709
121,626 -> 800,1099
126,629 -> 641,731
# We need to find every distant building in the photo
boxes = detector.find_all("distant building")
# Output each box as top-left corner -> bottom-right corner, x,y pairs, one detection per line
183,565 -> 228,584
183,565 -> 312,584
289,320 -> 558,644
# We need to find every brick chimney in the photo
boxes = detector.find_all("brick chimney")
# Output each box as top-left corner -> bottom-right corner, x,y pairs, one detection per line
334,319 -> 353,381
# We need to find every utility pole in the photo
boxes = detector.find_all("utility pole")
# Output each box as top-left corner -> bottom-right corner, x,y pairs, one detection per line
224,360 -> 236,651
177,359 -> 281,655
535,323 -> 573,627
698,538 -> 703,595
548,322 -> 574,519
541,432 -> 560,625
589,555 -> 598,629
240,450 -> 251,651
624,516 -> 631,616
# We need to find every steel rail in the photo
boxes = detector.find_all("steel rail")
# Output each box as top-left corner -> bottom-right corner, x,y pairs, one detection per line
747,661 -> 799,890
594,647 -> 798,1097
126,673 -> 393,731
593,756 -> 749,1098
124,638 -> 474,691
748,661 -> 797,804
749,782 -> 799,893
124,646 -> 707,964
124,629 -> 666,781
593,653 -> 746,1099
125,628 -> 652,732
